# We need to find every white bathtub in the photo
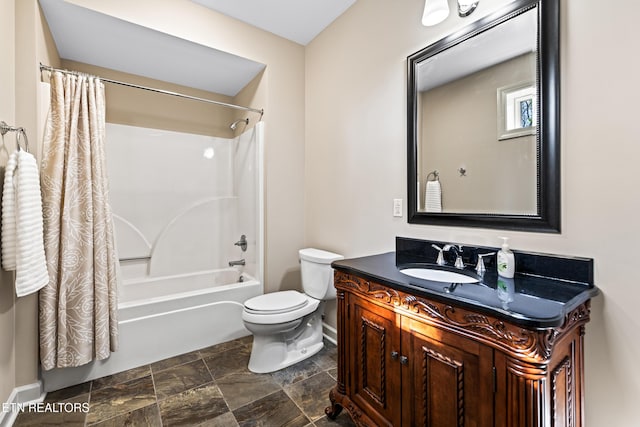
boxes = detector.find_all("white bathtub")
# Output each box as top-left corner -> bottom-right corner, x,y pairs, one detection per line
41,268 -> 262,392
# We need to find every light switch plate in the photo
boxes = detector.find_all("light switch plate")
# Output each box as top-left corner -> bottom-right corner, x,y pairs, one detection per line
393,199 -> 403,217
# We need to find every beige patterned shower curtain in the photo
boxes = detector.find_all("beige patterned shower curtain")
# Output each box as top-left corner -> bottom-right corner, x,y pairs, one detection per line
39,70 -> 119,370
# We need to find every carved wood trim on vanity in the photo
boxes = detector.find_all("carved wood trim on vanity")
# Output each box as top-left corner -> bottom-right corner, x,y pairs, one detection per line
360,317 -> 387,405
328,271 -> 591,427
421,345 -> 465,427
334,289 -> 347,395
334,271 -> 591,365
552,356 -> 574,427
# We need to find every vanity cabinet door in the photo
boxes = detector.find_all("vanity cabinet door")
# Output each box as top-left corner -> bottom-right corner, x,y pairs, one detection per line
401,317 -> 495,427
349,294 -> 402,427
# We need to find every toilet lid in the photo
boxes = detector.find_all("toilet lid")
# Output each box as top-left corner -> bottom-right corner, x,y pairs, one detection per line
244,290 -> 309,314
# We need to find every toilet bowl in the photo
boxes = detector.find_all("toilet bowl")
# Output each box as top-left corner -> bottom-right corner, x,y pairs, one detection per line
242,248 -> 343,373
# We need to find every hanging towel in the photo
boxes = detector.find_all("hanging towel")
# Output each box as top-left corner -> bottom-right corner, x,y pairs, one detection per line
2,152 -> 18,270
425,180 -> 442,213
1,150 -> 49,297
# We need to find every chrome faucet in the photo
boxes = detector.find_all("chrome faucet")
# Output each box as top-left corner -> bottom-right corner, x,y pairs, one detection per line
444,245 -> 465,269
229,259 -> 245,267
431,244 -> 446,265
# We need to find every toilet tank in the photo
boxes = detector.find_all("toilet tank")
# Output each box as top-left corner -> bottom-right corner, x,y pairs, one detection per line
299,248 -> 344,300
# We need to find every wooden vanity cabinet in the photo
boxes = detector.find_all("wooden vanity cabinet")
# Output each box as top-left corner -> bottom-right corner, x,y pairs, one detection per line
402,315 -> 494,427
326,272 -> 591,427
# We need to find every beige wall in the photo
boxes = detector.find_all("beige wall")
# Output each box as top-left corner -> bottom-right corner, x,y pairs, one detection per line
421,53 -> 537,214
306,0 -> 640,425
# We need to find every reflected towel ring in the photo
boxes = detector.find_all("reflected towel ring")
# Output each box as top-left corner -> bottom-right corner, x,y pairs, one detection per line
426,170 -> 439,181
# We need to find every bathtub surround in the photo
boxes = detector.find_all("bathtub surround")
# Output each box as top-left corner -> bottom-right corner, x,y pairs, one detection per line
105,123 -> 262,280
39,70 -> 119,370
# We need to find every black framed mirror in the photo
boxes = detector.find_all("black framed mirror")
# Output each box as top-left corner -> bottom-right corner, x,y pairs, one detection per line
407,0 -> 559,232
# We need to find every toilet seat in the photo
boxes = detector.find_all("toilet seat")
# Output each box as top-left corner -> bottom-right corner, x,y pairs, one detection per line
244,290 -> 309,314
243,291 -> 320,325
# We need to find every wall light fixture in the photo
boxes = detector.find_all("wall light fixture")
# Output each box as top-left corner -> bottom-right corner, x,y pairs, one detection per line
457,0 -> 479,17
422,0 -> 450,26
422,0 -> 480,26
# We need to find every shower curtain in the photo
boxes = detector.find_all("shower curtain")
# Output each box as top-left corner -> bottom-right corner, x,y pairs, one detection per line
39,70 -> 119,370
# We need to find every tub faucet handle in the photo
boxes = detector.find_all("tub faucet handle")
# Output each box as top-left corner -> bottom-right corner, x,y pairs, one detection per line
235,235 -> 247,252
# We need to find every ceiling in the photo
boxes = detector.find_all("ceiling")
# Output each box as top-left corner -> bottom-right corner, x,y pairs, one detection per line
191,0 -> 357,46
417,8 -> 537,92
39,0 -> 356,96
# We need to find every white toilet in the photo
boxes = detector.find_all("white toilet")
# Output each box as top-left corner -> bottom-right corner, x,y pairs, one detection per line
242,248 -> 343,373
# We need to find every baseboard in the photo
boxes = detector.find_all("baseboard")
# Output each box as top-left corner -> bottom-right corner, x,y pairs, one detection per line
0,382 -> 44,427
322,322 -> 337,346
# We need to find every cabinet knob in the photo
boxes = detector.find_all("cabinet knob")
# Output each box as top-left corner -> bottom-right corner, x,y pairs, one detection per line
400,355 -> 408,365
391,351 -> 399,360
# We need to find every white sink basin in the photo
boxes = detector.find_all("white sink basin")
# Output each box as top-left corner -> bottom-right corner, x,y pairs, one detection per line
400,268 -> 479,284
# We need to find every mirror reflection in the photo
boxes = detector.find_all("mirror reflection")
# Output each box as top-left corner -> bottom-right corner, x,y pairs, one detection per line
416,7 -> 538,215
407,0 -> 560,232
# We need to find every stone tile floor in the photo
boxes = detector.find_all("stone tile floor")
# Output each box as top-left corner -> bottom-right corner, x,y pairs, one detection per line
12,337 -> 356,426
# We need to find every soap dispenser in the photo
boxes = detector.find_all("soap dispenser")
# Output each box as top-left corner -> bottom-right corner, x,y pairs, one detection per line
497,237 -> 515,278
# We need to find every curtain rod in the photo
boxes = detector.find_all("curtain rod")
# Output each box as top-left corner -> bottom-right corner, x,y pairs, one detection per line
39,63 -> 264,118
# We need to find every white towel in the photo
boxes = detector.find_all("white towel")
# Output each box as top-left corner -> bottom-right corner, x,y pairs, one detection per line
2,152 -> 18,270
1,150 -> 49,297
425,180 -> 442,213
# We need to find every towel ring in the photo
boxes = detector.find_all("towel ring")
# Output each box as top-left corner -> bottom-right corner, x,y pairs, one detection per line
426,170 -> 439,181
0,121 -> 29,153
16,130 -> 29,153
0,121 -> 13,136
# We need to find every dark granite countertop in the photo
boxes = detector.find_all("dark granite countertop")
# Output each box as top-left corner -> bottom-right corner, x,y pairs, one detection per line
332,251 -> 599,329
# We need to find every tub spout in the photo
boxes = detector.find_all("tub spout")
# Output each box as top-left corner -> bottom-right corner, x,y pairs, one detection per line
229,259 -> 245,267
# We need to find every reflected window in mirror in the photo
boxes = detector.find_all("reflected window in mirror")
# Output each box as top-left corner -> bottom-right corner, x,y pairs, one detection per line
498,81 -> 537,140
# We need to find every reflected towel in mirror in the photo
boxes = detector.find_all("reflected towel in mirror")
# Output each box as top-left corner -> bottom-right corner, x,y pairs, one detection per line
425,180 -> 442,212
